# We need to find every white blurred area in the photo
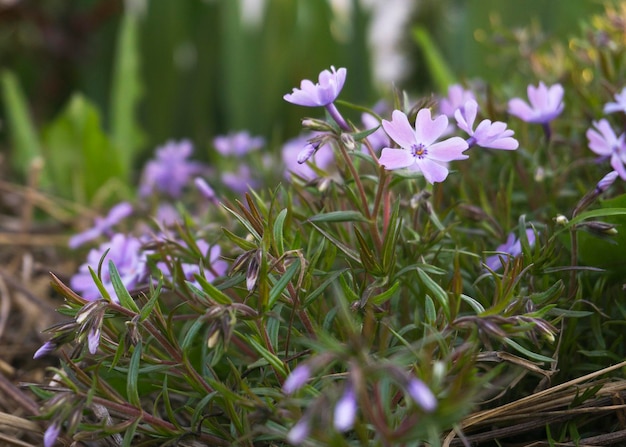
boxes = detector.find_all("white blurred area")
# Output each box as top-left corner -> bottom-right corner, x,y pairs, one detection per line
238,0 -> 418,86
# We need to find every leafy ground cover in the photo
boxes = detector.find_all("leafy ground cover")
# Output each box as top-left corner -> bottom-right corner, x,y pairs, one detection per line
1,2 -> 626,446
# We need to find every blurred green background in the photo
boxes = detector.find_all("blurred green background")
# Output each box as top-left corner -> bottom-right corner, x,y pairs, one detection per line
0,0 -> 607,201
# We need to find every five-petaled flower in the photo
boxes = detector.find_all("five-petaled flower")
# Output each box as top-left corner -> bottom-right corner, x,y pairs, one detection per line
508,82 -> 564,124
379,109 -> 469,184
213,131 -> 265,156
439,84 -> 476,118
455,99 -> 519,150
586,119 -> 626,180
284,66 -> 347,108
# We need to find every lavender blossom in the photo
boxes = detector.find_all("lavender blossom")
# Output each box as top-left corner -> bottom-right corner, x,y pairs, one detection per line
33,341 -> 56,359
286,416 -> 310,445
221,165 -> 258,194
68,202 -> 133,249
485,229 -> 536,271
284,66 -> 350,130
283,363 -> 311,394
508,82 -> 564,124
284,66 -> 346,108
439,84 -> 476,117
213,131 -> 265,156
586,119 -> 626,180
406,378 -> 437,412
379,109 -> 469,184
603,87 -> 626,114
139,140 -> 204,198
70,234 -> 147,302
455,100 -> 518,150
157,240 -> 227,289
333,384 -> 357,432
43,422 -> 61,447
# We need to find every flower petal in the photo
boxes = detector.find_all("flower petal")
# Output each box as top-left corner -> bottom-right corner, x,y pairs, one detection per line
379,148 -> 415,170
415,158 -> 450,184
382,110 -> 416,149
428,137 -> 469,162
414,109 -> 448,146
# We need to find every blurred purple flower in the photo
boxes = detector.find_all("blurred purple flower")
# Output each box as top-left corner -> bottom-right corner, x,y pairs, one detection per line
213,131 -> 265,156
284,66 -> 346,107
379,109 -> 469,184
603,87 -> 626,114
286,416 -> 310,445
361,112 -> 389,153
283,363 -> 311,394
586,119 -> 626,180
70,234 -> 147,302
508,82 -> 564,124
155,203 -> 182,227
221,165 -> 258,194
455,100 -> 518,150
69,202 -> 133,249
194,177 -> 218,203
485,229 -> 536,271
406,377 -> 437,412
43,423 -> 61,447
334,384 -> 357,432
139,140 -> 204,198
282,135 -> 334,181
157,240 -> 227,288
439,84 -> 476,117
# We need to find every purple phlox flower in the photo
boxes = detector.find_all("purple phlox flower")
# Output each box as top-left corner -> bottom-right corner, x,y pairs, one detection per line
603,87 -> 626,114
282,135 -> 334,181
139,140 -> 205,198
508,82 -> 564,124
283,363 -> 311,394
43,422 -> 61,447
286,415 -> 310,445
33,340 -> 56,359
213,131 -> 265,156
596,171 -> 619,193
378,109 -> 469,184
221,165 -> 259,194
334,383 -> 357,432
361,112 -> 389,153
485,229 -> 536,271
439,84 -> 476,117
455,99 -> 519,150
284,66 -> 347,107
155,203 -> 182,227
586,119 -> 626,180
70,233 -> 147,302
69,202 -> 133,249
406,377 -> 437,412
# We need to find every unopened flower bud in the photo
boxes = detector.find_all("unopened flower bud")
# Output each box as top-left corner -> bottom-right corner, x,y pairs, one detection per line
596,170 -> 619,193
297,144 -> 317,164
406,377 -> 437,412
301,118 -> 333,132
246,250 -> 262,292
194,177 -> 217,202
283,364 -> 311,394
333,384 -> 357,432
534,166 -> 546,182
340,133 -> 356,151
580,221 -> 618,236
554,214 -> 569,225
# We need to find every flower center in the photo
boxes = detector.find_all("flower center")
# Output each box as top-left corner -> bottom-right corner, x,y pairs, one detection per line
411,143 -> 427,159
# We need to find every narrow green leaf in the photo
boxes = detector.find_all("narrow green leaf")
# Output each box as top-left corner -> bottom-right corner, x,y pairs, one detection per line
139,278 -> 163,322
503,338 -> 555,363
126,340 -> 142,406
109,260 -> 140,312
308,210 -> 370,223
424,295 -> 436,324
121,417 -> 141,447
273,208 -> 288,255
309,223 -> 361,263
222,205 -> 262,242
180,318 -> 205,351
416,268 -> 450,319
268,260 -> 300,309
222,227 -> 257,251
303,268 -> 348,308
247,337 -> 287,377
190,275 -> 233,305
1,70 -> 44,181
370,281 -> 400,306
